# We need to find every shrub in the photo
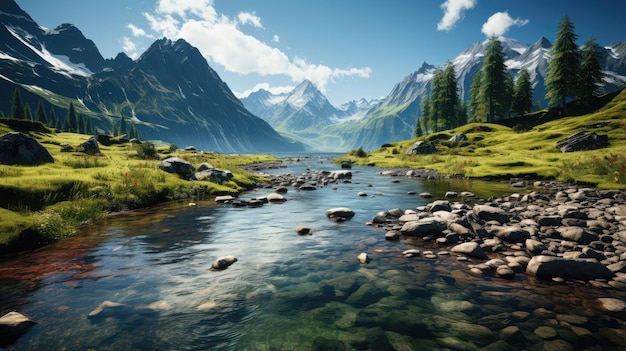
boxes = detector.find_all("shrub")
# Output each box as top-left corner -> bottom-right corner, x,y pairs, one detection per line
135,142 -> 158,159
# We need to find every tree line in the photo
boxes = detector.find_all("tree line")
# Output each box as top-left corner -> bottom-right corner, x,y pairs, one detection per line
416,15 -> 605,136
5,87 -> 141,140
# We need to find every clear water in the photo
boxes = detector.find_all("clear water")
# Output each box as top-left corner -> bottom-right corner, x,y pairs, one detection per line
1,155 -> 625,350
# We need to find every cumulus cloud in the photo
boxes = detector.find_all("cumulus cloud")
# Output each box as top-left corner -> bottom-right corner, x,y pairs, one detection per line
122,37 -> 139,59
127,24 -> 155,38
481,11 -> 529,37
272,34 -> 280,43
237,12 -> 263,28
437,0 -> 477,31
234,82 -> 295,98
142,0 -> 370,93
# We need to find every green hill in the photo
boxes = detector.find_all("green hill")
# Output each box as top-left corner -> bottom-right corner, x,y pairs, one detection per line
341,88 -> 626,190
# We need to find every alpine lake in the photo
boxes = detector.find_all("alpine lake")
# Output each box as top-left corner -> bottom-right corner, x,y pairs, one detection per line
1,154 -> 625,351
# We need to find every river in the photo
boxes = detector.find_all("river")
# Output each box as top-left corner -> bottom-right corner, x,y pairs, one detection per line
1,155 -> 625,350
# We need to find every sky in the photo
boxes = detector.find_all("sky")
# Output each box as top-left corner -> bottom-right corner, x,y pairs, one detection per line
16,0 -> 626,106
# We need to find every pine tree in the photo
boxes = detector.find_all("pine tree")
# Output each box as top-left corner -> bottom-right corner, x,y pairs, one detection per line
480,37 -> 507,122
77,113 -> 86,134
23,103 -> 32,120
119,116 -> 128,136
65,103 -> 78,132
55,115 -> 63,131
441,61 -> 459,129
512,69 -> 533,116
415,117 -> 424,137
503,75 -> 514,119
48,106 -> 57,127
85,117 -> 94,135
469,70 -> 486,122
420,96 -> 431,134
35,100 -> 47,124
11,87 -> 25,119
429,67 -> 444,132
545,15 -> 580,110
577,37 -> 603,109
456,100 -> 468,127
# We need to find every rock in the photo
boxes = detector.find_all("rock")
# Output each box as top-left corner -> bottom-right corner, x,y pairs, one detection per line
525,239 -> 546,254
526,255 -> 614,281
76,137 -> 101,154
0,132 -> 54,165
356,252 -> 369,264
445,191 -> 459,198
430,200 -> 452,212
295,226 -> 312,235
158,157 -> 195,178
340,160 -> 352,169
557,131 -> 609,152
402,249 -> 421,257
385,230 -> 400,241
60,143 -> 73,152
472,205 -> 511,223
450,242 -> 488,259
194,169 -> 233,181
211,256 -> 238,270
420,192 -> 433,198
357,191 -> 367,197
491,225 -> 530,243
496,265 -> 516,279
325,207 -> 355,222
87,300 -> 127,318
215,195 -> 235,203
607,261 -> 626,274
534,325 -> 558,340
0,311 -> 36,337
449,133 -> 467,143
400,217 -> 447,237
299,184 -> 317,190
597,297 -> 626,312
557,227 -> 599,244
405,141 -> 437,154
499,325 -> 525,344
266,193 -> 287,203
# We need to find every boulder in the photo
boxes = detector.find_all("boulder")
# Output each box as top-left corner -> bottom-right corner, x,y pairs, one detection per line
491,225 -> 531,243
196,162 -> 214,172
211,256 -> 238,270
267,193 -> 287,203
158,157 -> 195,178
526,255 -> 613,280
400,217 -> 447,237
0,132 -> 54,165
356,252 -> 369,264
449,133 -> 468,143
76,138 -> 100,154
450,242 -> 488,259
405,141 -> 436,155
325,207 -> 355,222
295,226 -> 312,235
557,131 -> 609,152
0,311 -> 36,337
472,205 -> 511,223
557,227 -> 599,244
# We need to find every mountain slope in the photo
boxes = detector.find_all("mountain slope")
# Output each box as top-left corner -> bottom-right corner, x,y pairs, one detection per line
0,0 -> 302,153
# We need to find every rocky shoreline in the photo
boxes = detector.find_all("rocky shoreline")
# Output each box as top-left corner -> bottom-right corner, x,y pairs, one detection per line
243,161 -> 626,288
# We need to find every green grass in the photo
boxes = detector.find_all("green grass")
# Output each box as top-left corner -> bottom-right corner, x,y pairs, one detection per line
341,89 -> 626,189
0,123 -> 277,251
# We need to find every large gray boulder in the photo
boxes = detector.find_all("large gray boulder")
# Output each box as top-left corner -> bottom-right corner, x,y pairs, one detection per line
557,131 -> 608,152
325,207 -> 355,222
450,242 -> 488,259
557,227 -> 599,245
0,311 -> 36,340
405,141 -> 436,155
76,138 -> 101,154
0,132 -> 53,165
526,255 -> 613,281
400,217 -> 447,237
472,205 -> 511,224
490,225 -> 531,243
158,157 -> 195,178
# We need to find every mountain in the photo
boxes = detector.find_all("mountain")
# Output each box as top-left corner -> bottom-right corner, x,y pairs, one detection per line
0,0 -> 303,153
240,80 -> 378,150
338,36 -> 626,151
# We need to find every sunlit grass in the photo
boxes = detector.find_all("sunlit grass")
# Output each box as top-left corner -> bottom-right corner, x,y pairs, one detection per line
0,124 -> 278,249
342,89 -> 626,189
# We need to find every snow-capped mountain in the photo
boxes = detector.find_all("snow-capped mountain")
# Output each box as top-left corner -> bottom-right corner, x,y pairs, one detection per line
241,80 -> 378,131
336,36 -> 626,151
0,0 -> 302,153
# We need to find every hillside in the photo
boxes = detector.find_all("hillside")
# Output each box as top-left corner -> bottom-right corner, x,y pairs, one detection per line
0,120 -> 277,254
341,88 -> 626,190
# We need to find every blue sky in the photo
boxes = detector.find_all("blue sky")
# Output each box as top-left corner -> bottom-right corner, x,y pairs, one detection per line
16,0 -> 626,105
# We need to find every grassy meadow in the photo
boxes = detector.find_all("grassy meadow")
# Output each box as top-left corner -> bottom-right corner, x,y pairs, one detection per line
340,88 -> 626,190
0,121 -> 276,251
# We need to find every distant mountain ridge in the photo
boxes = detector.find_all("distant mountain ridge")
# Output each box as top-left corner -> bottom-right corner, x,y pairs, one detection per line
0,0 -> 303,153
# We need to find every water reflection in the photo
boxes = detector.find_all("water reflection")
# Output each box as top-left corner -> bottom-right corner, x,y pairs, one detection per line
1,156 -> 625,350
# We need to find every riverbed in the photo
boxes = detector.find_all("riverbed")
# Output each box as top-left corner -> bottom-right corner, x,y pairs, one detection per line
1,155 -> 625,350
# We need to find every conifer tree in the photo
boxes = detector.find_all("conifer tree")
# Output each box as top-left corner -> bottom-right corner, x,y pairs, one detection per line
85,117 -> 94,135
415,117 -> 424,137
480,37 -> 507,122
119,116 -> 128,136
35,100 -> 47,124
420,96 -> 431,134
512,69 -> 533,116
48,106 -> 58,128
77,113 -> 86,134
577,37 -> 603,109
503,75 -> 514,119
23,103 -> 32,120
429,67 -> 444,132
469,70 -> 485,122
11,87 -> 25,119
441,61 -> 459,129
545,15 -> 580,110
65,103 -> 78,132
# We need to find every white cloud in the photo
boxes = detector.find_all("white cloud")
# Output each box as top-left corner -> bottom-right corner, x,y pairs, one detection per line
437,0 -> 477,31
144,0 -> 370,93
122,37 -> 139,59
237,12 -> 263,28
481,11 -> 529,37
127,24 -> 155,38
272,34 -> 280,43
234,82 -> 294,98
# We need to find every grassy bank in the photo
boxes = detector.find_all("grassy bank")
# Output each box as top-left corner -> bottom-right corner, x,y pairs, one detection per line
340,89 -> 626,190
0,121 -> 277,253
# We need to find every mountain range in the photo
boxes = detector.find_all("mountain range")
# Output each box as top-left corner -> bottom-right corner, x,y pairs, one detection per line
0,0 -> 303,153
1,0 -> 625,153
243,37 -> 626,151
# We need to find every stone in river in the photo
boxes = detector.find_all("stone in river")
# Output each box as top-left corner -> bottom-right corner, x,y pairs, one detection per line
450,241 -> 488,259
211,256 -> 238,270
356,252 -> 370,264
0,311 -> 36,338
296,226 -> 312,235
